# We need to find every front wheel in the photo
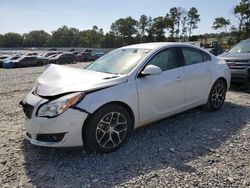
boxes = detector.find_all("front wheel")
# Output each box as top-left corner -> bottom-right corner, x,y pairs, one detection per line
83,104 -> 132,153
204,80 -> 227,111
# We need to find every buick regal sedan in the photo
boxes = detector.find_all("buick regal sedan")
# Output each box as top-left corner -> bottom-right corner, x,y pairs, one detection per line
20,43 -> 231,153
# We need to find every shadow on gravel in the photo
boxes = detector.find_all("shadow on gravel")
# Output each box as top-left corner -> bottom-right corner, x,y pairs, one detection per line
230,82 -> 250,93
21,101 -> 250,187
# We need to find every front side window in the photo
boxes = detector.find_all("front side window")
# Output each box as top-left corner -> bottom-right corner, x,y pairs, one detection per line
147,48 -> 179,71
182,48 -> 204,66
86,48 -> 150,75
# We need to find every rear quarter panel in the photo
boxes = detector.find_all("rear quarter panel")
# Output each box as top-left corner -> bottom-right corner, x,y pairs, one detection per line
210,57 -> 231,90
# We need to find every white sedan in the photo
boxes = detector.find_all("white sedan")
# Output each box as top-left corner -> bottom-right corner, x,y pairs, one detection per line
20,43 -> 231,153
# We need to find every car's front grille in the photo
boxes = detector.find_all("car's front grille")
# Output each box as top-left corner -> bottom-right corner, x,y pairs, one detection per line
225,61 -> 250,70
22,103 -> 34,119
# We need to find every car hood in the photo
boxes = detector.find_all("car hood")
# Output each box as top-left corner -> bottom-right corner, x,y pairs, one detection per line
36,64 -> 128,97
219,52 -> 250,61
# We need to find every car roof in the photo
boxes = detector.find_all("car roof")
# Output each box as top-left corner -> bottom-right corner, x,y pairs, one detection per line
121,42 -> 199,50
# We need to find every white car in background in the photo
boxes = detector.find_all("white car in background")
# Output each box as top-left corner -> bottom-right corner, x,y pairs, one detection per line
20,43 -> 231,153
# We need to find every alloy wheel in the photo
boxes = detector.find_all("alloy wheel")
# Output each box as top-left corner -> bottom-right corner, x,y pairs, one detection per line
211,83 -> 225,109
95,112 -> 128,149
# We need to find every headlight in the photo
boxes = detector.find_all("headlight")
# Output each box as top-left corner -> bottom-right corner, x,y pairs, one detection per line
37,92 -> 83,118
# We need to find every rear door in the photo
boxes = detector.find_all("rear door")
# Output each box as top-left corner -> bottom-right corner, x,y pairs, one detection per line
180,47 -> 212,106
21,57 -> 34,67
59,54 -> 67,64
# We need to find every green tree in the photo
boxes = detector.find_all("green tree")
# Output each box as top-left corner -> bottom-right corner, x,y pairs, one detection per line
77,27 -> 104,48
138,15 -> 150,42
150,16 -> 171,42
166,7 -> 187,40
2,32 -> 24,47
181,15 -> 188,41
233,0 -> 250,39
145,16 -> 154,42
110,16 -> 138,45
23,30 -> 52,47
51,26 -> 79,47
187,7 -> 200,38
0,34 -> 3,47
166,7 -> 178,38
212,17 -> 231,33
101,32 -> 121,48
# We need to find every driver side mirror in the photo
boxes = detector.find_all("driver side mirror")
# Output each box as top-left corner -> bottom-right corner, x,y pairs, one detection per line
140,65 -> 162,76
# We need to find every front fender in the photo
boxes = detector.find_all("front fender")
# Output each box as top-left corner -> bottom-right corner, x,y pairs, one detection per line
76,81 -> 140,128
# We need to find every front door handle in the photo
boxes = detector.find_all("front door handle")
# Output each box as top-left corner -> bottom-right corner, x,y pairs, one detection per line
175,76 -> 183,81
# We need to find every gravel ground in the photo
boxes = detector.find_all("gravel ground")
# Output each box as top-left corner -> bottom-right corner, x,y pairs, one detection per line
0,64 -> 250,188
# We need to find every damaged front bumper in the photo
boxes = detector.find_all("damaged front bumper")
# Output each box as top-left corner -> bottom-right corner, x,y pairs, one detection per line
20,92 -> 88,147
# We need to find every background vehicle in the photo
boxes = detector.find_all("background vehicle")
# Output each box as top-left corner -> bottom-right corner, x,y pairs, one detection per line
21,43 -> 230,153
205,48 -> 224,56
3,55 -> 48,68
76,52 -> 97,62
219,39 -> 250,84
40,51 -> 62,57
48,52 -> 76,64
0,55 -> 10,68
93,52 -> 104,59
2,56 -> 21,68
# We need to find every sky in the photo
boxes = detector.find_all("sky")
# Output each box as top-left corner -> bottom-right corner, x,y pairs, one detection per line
0,0 -> 241,35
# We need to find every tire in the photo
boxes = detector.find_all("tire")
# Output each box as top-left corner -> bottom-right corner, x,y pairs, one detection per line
204,79 -> 227,111
83,104 -> 132,153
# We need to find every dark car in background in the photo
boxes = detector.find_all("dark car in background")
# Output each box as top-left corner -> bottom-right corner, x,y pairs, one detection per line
219,39 -> 250,84
3,56 -> 48,68
205,48 -> 224,56
76,51 -> 97,62
0,55 -> 10,68
40,51 -> 62,57
48,52 -> 76,64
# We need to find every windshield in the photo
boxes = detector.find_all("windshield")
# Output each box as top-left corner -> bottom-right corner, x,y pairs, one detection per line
229,40 -> 250,53
85,48 -> 151,74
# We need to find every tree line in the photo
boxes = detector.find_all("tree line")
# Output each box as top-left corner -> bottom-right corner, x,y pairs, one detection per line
0,0 -> 249,48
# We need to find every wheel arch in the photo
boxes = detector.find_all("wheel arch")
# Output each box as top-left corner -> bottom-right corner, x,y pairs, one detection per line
216,77 -> 228,89
81,101 -> 135,148
82,101 -> 135,150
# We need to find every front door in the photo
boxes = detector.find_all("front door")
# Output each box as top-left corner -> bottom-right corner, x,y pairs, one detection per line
136,47 -> 186,125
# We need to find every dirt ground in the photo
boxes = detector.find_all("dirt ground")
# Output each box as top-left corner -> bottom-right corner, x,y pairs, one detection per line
0,64 -> 249,188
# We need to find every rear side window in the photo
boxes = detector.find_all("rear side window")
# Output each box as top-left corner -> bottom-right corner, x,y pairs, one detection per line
181,47 -> 204,66
181,47 -> 211,66
147,48 -> 179,71
202,51 -> 211,62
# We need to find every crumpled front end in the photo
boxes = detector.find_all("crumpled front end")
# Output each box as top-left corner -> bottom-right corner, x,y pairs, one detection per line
21,91 -> 88,147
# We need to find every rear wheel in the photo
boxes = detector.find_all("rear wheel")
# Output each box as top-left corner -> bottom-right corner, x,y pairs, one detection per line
83,104 -> 132,153
205,80 -> 226,111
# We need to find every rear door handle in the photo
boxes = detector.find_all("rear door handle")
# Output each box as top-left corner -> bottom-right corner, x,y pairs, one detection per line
175,76 -> 184,81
